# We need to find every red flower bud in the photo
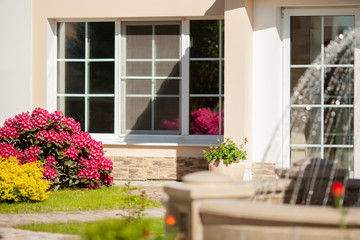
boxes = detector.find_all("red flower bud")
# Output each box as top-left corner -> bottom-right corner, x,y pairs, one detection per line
332,181 -> 345,197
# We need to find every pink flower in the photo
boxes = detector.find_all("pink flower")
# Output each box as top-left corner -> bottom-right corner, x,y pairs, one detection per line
161,118 -> 179,130
58,131 -> 71,144
43,166 -> 57,182
0,143 -> 18,158
50,110 -> 64,123
78,159 -> 101,189
0,118 -> 19,139
31,108 -> 50,129
21,146 -> 40,161
62,147 -> 79,160
100,173 -> 113,186
59,117 -> 81,133
46,156 -> 56,167
190,108 -> 220,135
13,112 -> 34,131
89,140 -> 103,160
70,132 -> 92,149
98,157 -> 113,171
37,129 -> 60,143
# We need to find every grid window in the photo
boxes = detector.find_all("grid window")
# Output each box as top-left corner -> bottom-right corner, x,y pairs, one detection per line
57,22 -> 115,133
189,20 -> 224,135
289,16 -> 355,173
56,20 -> 224,139
121,23 -> 181,134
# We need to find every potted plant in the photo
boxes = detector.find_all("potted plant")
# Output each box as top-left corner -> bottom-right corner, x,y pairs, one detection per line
204,138 -> 247,181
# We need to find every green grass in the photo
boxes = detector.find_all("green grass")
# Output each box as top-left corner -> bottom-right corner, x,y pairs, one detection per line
15,218 -> 165,236
0,186 -> 163,214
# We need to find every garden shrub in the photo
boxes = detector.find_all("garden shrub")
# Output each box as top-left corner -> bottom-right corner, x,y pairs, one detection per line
0,108 -> 113,189
82,218 -> 176,240
0,156 -> 51,202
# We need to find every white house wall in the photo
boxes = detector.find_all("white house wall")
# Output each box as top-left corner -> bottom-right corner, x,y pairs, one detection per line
0,0 -> 32,124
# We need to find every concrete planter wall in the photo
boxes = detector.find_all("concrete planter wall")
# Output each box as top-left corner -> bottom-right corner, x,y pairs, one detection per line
208,160 -> 246,181
163,158 -> 360,240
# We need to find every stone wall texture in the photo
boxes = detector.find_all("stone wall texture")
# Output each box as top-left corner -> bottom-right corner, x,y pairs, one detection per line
109,156 -> 209,180
252,163 -> 277,179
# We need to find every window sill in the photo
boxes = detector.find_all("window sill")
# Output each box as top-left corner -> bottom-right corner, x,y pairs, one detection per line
91,134 -> 223,147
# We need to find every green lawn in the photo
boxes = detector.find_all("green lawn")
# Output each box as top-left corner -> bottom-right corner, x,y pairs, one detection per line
15,218 -> 165,238
0,186 -> 163,214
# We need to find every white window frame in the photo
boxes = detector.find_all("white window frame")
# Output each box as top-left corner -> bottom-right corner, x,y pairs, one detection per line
47,18 -> 224,147
282,8 -> 360,178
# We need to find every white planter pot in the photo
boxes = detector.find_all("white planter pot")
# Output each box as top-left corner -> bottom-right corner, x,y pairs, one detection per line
208,159 -> 245,181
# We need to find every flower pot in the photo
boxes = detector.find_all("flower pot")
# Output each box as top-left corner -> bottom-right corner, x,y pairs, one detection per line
208,159 -> 245,181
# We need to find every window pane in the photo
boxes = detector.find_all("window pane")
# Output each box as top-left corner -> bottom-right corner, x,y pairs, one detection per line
324,67 -> 354,105
291,67 -> 321,105
126,62 -> 152,76
291,107 -> 321,144
57,97 -> 85,130
324,107 -> 353,145
154,25 -> 180,59
57,62 -> 85,94
190,61 -> 219,94
291,16 -> 321,65
291,147 -> 321,164
190,97 -> 220,135
57,22 -> 85,59
88,22 -> 114,59
324,148 -> 353,170
126,97 -> 152,130
126,25 -> 152,59
155,97 -> 179,131
126,79 -> 152,94
324,16 -> 354,64
155,62 -> 179,77
89,97 -> 114,133
88,62 -> 114,94
190,20 -> 220,58
155,79 -> 179,95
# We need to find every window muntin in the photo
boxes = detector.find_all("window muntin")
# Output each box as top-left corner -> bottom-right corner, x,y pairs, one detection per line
189,20 -> 224,135
57,22 -> 115,133
122,22 -> 181,134
289,15 -> 355,173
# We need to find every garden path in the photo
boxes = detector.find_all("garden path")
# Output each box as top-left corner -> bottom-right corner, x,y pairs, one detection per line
0,180 -> 175,240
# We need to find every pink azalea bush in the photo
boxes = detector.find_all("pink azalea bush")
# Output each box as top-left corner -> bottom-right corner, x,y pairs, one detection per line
0,108 -> 113,189
161,107 -> 224,135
